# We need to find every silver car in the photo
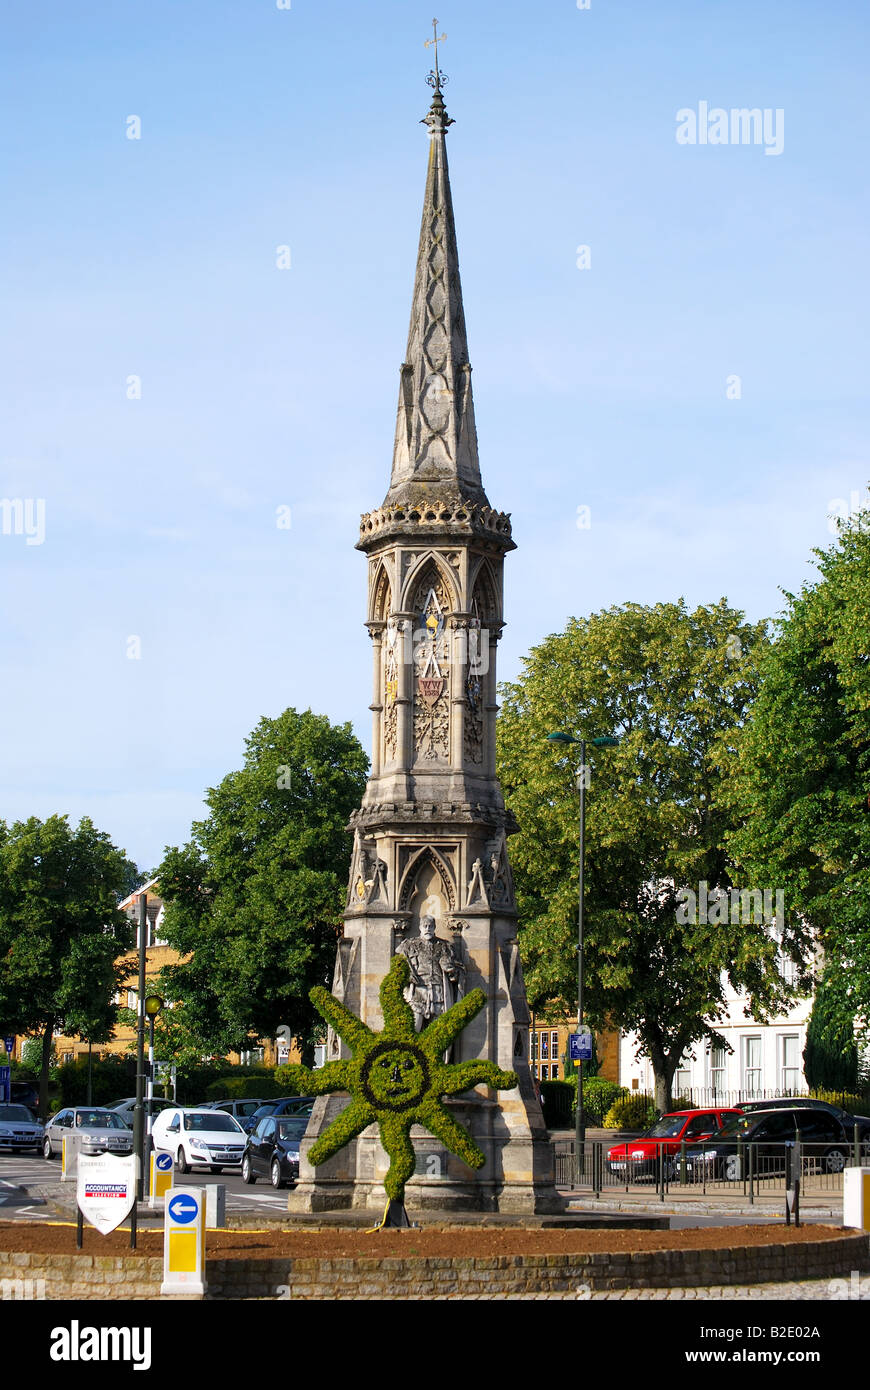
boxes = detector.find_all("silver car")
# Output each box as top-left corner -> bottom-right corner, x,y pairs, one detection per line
0,1104 -> 44,1153
43,1107 -> 133,1159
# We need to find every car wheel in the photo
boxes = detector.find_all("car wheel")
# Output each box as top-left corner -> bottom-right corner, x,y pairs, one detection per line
175,1146 -> 190,1175
824,1147 -> 847,1174
270,1158 -> 284,1190
43,1136 -> 53,1160
725,1154 -> 742,1181
663,1157 -> 679,1183
241,1154 -> 256,1185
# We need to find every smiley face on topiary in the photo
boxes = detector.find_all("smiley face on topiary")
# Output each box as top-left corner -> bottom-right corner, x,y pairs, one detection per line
280,953 -> 519,1202
360,1041 -> 431,1112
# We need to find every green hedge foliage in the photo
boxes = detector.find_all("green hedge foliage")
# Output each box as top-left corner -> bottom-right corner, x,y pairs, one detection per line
203,1073 -> 285,1101
603,1091 -> 657,1129
540,1079 -> 574,1128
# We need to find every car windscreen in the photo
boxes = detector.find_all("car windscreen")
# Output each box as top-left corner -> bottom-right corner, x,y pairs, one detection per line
277,1118 -> 309,1141
184,1113 -> 241,1133
0,1105 -> 36,1122
75,1111 -> 126,1129
645,1116 -> 689,1139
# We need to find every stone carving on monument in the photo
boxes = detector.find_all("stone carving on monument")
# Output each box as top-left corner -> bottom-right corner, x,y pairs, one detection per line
395,914 -> 466,1032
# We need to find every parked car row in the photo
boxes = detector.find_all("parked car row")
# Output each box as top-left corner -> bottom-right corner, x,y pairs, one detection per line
149,1099 -> 314,1187
607,1099 -> 870,1182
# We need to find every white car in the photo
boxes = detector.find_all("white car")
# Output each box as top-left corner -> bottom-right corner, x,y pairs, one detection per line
151,1107 -> 246,1174
0,1104 -> 44,1153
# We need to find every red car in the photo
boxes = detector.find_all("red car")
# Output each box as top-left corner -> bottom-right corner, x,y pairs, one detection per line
607,1107 -> 742,1180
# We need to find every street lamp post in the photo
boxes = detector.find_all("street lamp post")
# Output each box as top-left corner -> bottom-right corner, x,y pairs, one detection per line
144,995 -> 164,1131
547,729 -> 618,1187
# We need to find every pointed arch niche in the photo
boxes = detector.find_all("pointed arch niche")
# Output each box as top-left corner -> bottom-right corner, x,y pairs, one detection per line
397,845 -> 458,933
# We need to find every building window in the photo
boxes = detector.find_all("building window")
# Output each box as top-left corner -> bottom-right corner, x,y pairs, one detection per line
781,1034 -> 801,1093
673,1054 -> 692,1097
709,1046 -> 726,1097
743,1036 -> 762,1095
540,1032 -> 549,1060
126,990 -> 138,1011
540,1064 -> 549,1080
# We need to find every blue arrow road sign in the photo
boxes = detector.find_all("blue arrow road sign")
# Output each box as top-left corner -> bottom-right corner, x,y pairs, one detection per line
3,1037 -> 14,1054
168,1194 -> 199,1224
155,1152 -> 173,1171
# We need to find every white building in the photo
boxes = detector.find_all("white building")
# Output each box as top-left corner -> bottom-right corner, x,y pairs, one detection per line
619,968 -> 812,1106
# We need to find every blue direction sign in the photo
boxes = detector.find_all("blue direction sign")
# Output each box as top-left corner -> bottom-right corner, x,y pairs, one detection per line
155,1152 -> 173,1172
568,1031 -> 594,1062
3,1037 -> 14,1055
167,1193 -> 199,1224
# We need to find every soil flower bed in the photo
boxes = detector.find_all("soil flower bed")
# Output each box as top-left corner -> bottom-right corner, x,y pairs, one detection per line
0,1219 -> 853,1261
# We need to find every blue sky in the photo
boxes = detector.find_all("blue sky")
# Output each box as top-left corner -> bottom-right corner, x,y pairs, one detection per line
1,0 -> 868,872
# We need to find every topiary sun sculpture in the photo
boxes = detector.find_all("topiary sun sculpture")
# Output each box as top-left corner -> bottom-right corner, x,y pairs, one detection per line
282,953 -> 518,1212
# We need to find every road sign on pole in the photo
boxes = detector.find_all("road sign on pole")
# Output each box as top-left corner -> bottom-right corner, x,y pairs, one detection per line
569,1031 -> 593,1062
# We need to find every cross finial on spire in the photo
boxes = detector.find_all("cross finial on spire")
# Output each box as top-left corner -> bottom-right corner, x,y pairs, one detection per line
422,18 -> 453,135
424,18 -> 447,93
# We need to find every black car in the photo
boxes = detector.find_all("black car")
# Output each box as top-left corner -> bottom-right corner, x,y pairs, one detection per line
240,1096 -> 314,1134
737,1097 -> 870,1154
10,1082 -> 39,1114
685,1105 -> 851,1182
241,1113 -> 310,1188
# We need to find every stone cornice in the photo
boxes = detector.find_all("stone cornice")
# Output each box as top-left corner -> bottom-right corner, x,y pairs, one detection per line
356,495 -> 515,553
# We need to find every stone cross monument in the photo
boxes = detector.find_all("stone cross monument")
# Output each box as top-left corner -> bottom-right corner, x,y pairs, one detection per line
289,65 -> 561,1214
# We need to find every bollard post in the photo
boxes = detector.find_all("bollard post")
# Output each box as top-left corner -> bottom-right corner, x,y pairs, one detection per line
680,1139 -> 687,1187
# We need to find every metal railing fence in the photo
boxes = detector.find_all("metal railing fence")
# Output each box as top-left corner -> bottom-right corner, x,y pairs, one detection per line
554,1129 -> 869,1202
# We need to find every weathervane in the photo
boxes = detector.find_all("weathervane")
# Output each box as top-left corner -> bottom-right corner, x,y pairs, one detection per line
425,17 -> 448,91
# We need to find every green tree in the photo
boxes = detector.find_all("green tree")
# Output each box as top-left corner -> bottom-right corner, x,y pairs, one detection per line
497,600 -> 806,1112
156,708 -> 369,1061
729,503 -> 870,1042
0,815 -> 134,1116
803,971 -> 859,1093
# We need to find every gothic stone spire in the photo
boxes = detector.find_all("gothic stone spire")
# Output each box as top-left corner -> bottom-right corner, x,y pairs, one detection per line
387,86 -> 485,507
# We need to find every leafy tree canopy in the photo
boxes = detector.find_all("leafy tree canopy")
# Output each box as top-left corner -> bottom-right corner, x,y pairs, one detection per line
497,599 -> 805,1111
0,814 -> 134,1114
156,707 -> 369,1060
729,504 -> 870,1040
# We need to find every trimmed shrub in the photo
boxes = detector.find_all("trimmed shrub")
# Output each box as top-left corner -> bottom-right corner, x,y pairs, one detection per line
581,1077 -> 624,1126
603,1092 -> 657,1129
540,1079 -> 575,1128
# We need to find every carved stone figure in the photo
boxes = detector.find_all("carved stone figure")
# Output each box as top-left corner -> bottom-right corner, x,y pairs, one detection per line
395,914 -> 466,1032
